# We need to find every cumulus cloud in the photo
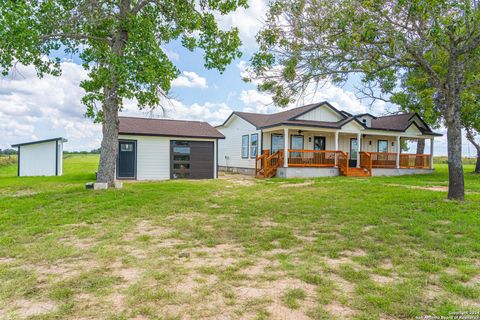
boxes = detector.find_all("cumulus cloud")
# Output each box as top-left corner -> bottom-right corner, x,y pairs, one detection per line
217,0 -> 268,49
0,62 -> 101,151
171,71 -> 208,89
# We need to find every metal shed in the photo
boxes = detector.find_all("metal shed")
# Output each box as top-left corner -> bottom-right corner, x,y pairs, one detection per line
11,138 -> 67,176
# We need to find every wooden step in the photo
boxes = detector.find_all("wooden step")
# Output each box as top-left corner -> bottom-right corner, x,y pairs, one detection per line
346,167 -> 370,177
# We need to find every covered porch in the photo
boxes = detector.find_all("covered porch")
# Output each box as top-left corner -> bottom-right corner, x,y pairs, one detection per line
256,126 -> 435,178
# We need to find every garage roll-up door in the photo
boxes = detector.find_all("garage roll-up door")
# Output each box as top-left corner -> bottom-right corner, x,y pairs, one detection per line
171,141 -> 214,179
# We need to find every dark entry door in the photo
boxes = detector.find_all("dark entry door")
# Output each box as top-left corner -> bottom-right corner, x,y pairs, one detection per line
349,138 -> 358,167
171,141 -> 214,179
117,140 -> 136,179
313,136 -> 326,150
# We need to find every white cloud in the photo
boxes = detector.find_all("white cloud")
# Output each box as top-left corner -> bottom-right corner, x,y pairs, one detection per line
171,71 -> 208,89
217,0 -> 268,49
0,62 -> 101,151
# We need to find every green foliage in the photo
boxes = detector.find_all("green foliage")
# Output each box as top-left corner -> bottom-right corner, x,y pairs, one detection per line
0,0 -> 246,121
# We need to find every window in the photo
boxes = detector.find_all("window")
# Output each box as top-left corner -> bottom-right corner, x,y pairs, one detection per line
250,134 -> 258,158
378,140 -> 389,153
120,143 -> 133,152
171,141 -> 191,179
290,135 -> 304,157
271,134 -> 284,153
242,135 -> 249,158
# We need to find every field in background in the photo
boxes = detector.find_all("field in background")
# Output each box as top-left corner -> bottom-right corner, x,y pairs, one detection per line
0,155 -> 479,320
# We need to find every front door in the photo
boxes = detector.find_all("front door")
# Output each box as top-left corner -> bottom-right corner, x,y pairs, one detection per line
313,136 -> 326,150
117,140 -> 136,179
349,138 -> 358,167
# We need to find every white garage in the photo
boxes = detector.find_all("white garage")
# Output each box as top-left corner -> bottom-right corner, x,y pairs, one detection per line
11,138 -> 67,177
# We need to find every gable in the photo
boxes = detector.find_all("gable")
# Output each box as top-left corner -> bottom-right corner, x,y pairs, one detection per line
409,114 -> 428,130
404,122 -> 423,135
341,119 -> 365,132
294,104 -> 344,122
219,113 -> 257,131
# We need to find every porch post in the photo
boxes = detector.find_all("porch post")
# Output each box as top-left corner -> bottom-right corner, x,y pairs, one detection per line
357,132 -> 361,168
396,136 -> 400,168
334,131 -> 339,167
430,138 -> 434,169
283,127 -> 289,168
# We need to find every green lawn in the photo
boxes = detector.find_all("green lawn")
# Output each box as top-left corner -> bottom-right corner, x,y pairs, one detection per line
0,155 -> 479,319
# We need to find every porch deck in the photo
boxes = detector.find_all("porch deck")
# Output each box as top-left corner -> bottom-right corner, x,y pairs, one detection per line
255,149 -> 432,178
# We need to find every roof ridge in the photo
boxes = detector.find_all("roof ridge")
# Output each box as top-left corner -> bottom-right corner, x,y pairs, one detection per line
118,116 -> 209,124
376,112 -> 414,118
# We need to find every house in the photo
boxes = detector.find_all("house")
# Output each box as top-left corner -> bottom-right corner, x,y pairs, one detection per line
216,102 -> 442,178
117,117 -> 224,180
11,137 -> 67,177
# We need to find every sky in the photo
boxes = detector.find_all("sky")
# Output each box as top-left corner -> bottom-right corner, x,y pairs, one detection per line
0,0 -> 477,156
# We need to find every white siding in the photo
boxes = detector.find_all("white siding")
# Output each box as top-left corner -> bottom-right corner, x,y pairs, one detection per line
119,135 -> 217,180
357,116 -> 372,127
217,116 -> 261,169
19,141 -> 57,176
57,142 -> 64,176
296,105 -> 343,122
361,136 -> 397,153
405,123 -> 423,136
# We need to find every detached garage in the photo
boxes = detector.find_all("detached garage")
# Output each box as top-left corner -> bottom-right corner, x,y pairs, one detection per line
117,117 -> 225,180
12,137 -> 67,176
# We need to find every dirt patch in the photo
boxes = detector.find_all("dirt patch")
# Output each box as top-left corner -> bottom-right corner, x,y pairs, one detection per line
371,274 -> 399,285
341,249 -> 367,258
257,220 -> 280,228
219,173 -> 256,186
14,299 -> 56,317
124,220 -> 173,241
329,273 -> 356,294
59,236 -> 95,250
10,190 -> 39,197
325,301 -> 356,318
386,184 -> 480,194
0,257 -> 16,264
279,180 -> 314,188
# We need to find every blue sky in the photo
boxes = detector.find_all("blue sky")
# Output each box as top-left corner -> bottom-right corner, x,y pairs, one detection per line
0,0 -> 477,156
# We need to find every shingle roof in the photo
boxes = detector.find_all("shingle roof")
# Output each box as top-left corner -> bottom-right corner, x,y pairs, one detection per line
221,102 -> 441,136
370,113 -> 416,131
119,117 -> 225,139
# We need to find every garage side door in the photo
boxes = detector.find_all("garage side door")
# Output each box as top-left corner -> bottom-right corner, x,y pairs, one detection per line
170,141 -> 214,179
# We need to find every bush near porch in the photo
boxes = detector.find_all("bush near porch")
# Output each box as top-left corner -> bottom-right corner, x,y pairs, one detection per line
0,155 -> 479,319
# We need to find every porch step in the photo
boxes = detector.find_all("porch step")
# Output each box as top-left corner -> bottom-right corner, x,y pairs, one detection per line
345,167 -> 371,177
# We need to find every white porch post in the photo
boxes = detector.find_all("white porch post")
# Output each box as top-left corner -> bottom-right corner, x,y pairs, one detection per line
283,127 -> 289,168
396,136 -> 401,168
430,138 -> 434,169
334,131 -> 339,167
356,133 -> 361,168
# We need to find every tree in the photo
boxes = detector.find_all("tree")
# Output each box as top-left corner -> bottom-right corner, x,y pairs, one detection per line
462,93 -> 480,173
0,0 -> 245,186
249,0 -> 480,200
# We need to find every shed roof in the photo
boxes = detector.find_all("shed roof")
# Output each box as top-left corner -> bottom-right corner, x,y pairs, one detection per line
11,137 -> 68,148
119,117 -> 225,139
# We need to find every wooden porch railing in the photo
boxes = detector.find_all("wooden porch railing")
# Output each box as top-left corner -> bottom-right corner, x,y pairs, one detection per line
255,149 -> 283,178
369,152 -> 397,168
287,149 -> 337,167
400,154 -> 431,169
359,152 -> 372,176
337,151 -> 349,176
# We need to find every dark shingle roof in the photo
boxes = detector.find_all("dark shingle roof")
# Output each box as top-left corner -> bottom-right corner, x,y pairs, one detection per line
119,117 -> 225,139
370,113 -> 417,131
221,102 -> 441,136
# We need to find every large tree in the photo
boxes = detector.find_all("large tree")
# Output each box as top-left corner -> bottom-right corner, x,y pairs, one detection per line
249,0 -> 480,200
0,0 -> 245,186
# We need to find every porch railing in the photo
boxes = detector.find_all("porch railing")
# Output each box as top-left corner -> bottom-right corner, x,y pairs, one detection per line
337,151 -> 349,176
287,149 -> 338,167
255,149 -> 284,178
359,152 -> 372,176
400,154 -> 431,169
369,152 -> 397,168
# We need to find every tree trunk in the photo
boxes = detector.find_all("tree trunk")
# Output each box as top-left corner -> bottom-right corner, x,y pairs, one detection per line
96,87 -> 119,187
415,139 -> 425,167
465,127 -> 480,174
95,0 -> 130,187
445,96 -> 465,200
476,150 -> 480,174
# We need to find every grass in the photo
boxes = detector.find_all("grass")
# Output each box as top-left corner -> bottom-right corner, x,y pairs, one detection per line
0,155 -> 479,319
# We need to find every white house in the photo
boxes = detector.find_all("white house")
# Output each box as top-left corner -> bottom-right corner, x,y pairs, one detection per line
117,117 -> 224,180
12,137 -> 67,177
216,101 -> 442,178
